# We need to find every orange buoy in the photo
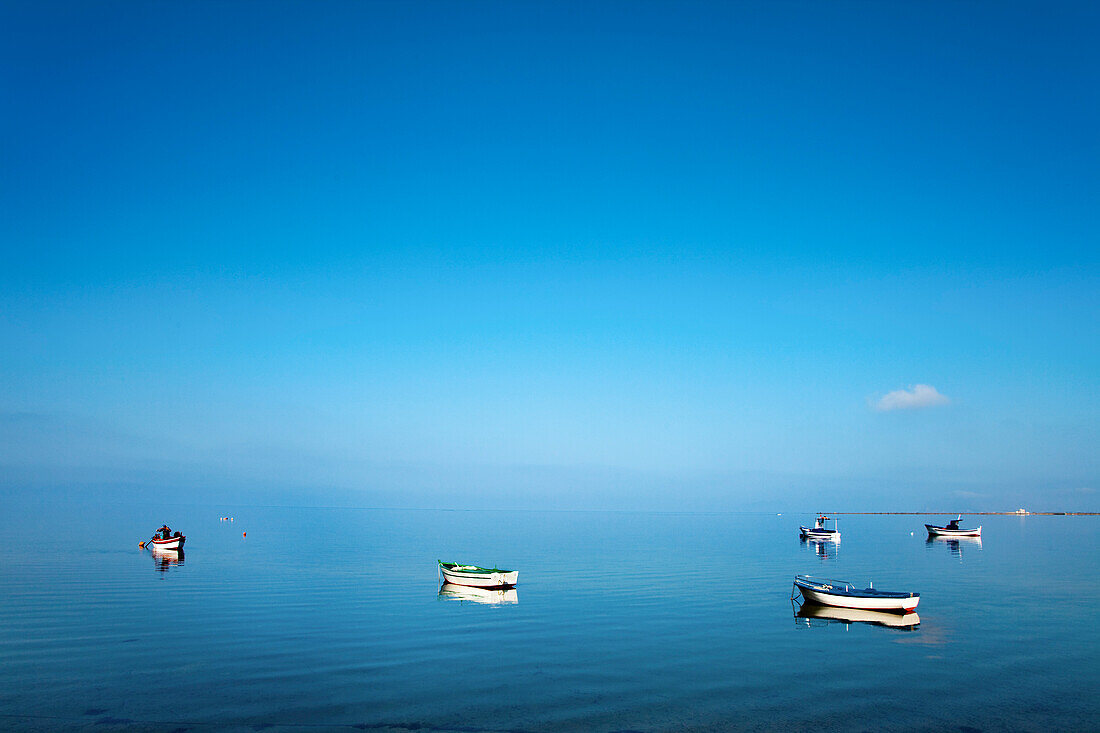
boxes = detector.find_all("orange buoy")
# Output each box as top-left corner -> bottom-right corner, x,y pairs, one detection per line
139,541 -> 145,548
242,532 -> 246,538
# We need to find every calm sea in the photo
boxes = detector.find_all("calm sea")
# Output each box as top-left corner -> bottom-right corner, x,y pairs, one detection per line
0,503 -> 1097,732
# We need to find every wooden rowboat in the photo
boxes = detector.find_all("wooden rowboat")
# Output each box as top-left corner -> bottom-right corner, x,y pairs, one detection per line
793,574 -> 919,614
438,561 -> 518,588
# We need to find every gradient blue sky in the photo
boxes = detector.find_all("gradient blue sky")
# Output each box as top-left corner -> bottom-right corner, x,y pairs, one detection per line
2,2 -> 1097,510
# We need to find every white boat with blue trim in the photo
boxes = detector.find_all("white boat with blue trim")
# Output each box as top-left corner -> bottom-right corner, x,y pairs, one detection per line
793,574 -> 919,613
926,516 -> 982,537
800,514 -> 840,541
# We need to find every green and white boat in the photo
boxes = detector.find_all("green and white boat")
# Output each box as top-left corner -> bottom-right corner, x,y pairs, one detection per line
438,561 -> 518,588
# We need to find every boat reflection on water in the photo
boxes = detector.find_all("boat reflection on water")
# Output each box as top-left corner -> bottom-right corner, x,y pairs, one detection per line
800,536 -> 839,560
438,582 -> 518,605
151,547 -> 184,572
794,603 -> 920,630
926,535 -> 982,559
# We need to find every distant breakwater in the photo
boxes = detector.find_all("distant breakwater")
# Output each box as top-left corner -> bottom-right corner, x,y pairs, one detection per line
830,511 -> 1098,516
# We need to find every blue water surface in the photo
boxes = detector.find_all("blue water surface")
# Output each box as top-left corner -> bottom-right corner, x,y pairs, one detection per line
0,504 -> 1097,732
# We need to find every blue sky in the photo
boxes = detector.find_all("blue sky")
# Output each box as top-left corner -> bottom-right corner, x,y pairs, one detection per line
1,2 -> 1097,510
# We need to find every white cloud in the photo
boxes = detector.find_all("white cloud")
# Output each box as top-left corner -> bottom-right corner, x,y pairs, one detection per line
874,384 -> 950,412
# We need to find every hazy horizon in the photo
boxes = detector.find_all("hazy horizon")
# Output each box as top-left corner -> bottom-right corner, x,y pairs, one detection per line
2,2 -> 1097,512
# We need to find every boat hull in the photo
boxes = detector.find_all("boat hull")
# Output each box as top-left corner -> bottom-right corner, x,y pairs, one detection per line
926,524 -> 981,537
794,577 -> 919,613
800,527 -> 840,541
439,565 -> 518,588
150,536 -> 185,550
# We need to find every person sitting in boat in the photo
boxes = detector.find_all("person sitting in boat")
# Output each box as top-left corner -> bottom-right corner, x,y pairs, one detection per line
158,525 -> 172,540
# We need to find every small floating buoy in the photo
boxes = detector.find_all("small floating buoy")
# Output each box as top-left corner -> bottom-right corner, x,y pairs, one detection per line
242,532 -> 246,538
139,541 -> 145,548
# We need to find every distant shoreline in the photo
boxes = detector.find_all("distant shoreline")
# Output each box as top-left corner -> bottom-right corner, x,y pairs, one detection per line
830,512 -> 1099,516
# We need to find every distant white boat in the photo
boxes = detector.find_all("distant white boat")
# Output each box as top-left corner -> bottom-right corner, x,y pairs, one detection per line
438,583 -> 518,605
793,574 -> 919,613
800,514 -> 840,541
438,561 -> 518,588
926,516 -> 981,537
927,535 -> 982,547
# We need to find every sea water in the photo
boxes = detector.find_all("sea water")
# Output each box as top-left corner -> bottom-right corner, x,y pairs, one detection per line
0,504 -> 1097,731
